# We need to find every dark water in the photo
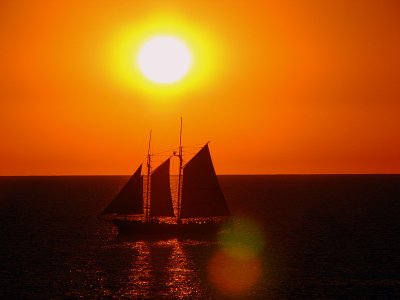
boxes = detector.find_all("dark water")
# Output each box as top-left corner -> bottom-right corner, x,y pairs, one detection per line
1,175 -> 400,299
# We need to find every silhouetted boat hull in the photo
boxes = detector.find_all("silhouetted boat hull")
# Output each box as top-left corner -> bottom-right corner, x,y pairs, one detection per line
113,219 -> 227,238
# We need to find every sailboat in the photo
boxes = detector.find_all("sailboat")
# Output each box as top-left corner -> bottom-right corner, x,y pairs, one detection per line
101,121 -> 231,237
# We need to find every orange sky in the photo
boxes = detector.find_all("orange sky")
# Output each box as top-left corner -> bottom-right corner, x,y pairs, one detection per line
1,0 -> 399,175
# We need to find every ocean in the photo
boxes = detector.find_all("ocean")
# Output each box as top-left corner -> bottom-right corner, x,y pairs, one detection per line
1,175 -> 400,299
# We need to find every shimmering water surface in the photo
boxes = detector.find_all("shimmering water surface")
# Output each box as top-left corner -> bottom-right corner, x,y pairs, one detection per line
1,175 -> 400,299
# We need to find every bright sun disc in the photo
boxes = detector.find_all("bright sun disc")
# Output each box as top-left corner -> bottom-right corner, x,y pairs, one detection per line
137,36 -> 192,84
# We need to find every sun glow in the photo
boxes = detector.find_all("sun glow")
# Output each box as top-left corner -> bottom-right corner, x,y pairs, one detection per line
107,13 -> 223,99
138,36 -> 192,84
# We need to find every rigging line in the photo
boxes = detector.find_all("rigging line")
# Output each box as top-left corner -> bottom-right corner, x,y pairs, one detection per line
140,149 -> 169,161
151,147 -> 180,156
182,145 -> 202,150
150,141 -> 208,156
149,155 -> 173,175
181,141 -> 210,149
182,149 -> 200,155
124,158 -> 146,175
148,156 -> 171,165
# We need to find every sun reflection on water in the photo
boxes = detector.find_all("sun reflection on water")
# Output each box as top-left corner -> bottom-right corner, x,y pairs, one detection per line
127,241 -> 152,298
163,239 -> 203,298
96,217 -> 266,298
116,238 -> 207,298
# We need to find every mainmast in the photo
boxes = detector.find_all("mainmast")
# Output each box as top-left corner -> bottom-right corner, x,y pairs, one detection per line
176,118 -> 183,223
145,130 -> 152,222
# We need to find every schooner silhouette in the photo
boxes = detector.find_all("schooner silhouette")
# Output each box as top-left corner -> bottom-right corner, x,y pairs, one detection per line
101,120 -> 230,237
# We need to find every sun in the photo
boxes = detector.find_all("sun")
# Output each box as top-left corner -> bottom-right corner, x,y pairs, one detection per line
137,36 -> 192,84
109,14 -> 223,97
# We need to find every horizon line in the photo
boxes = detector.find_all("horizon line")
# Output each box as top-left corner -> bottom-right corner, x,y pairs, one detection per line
1,173 -> 400,177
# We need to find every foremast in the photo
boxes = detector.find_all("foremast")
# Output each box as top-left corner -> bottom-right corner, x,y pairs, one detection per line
176,118 -> 183,224
145,130 -> 152,223
145,130 -> 175,221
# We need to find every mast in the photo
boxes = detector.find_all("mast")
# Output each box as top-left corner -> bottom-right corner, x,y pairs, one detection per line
145,130 -> 152,222
177,118 -> 183,223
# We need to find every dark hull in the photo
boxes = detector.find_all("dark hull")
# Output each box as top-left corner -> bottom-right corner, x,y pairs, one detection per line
113,219 -> 225,239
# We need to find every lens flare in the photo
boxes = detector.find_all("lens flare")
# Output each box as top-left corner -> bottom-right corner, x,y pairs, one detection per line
208,250 -> 262,295
208,217 -> 265,295
218,217 -> 265,259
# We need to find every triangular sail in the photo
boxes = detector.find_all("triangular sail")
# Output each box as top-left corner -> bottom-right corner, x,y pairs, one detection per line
102,165 -> 143,215
150,158 -> 175,217
180,144 -> 230,218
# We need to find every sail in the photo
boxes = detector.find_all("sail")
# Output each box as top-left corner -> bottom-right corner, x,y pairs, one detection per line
180,144 -> 230,218
150,158 -> 175,217
102,165 -> 143,215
